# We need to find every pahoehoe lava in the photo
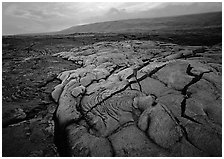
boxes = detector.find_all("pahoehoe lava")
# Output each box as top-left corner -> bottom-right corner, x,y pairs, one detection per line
51,40 -> 221,157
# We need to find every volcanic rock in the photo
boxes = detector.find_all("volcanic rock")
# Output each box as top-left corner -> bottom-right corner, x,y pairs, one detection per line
52,40 -> 222,157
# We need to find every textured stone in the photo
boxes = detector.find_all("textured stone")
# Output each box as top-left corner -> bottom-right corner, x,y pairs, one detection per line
155,61 -> 194,90
52,40 -> 222,157
66,124 -> 113,157
185,123 -> 222,157
165,52 -> 183,60
137,107 -> 151,131
133,95 -> 154,111
147,104 -> 183,149
109,125 -> 168,157
71,85 -> 86,97
139,77 -> 172,96
187,79 -> 222,125
51,84 -> 64,102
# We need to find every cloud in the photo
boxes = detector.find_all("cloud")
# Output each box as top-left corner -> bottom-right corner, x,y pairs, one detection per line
119,2 -> 163,12
4,3 -> 68,21
2,2 -> 222,35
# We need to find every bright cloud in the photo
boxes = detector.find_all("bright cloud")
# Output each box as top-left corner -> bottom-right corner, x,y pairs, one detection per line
2,2 -> 221,35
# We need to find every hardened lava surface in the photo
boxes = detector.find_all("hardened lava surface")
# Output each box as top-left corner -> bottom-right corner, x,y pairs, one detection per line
52,40 -> 221,157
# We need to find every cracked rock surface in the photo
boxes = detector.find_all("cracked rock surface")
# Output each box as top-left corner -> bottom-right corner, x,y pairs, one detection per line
52,40 -> 221,157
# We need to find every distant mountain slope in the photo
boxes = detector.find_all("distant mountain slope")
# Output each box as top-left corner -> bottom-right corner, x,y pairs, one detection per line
57,12 -> 221,35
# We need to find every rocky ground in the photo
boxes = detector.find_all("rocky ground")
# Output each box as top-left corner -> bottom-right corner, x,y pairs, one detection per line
2,54 -> 79,156
2,38 -> 80,156
2,35 -> 221,157
52,40 -> 222,157
2,34 -> 132,156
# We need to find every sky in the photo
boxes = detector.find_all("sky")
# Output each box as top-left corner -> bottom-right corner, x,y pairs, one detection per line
2,2 -> 222,35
